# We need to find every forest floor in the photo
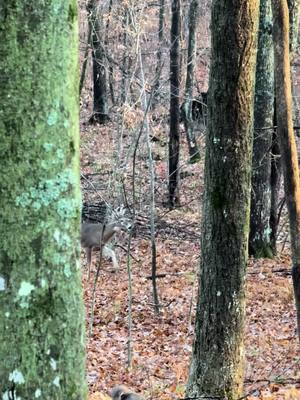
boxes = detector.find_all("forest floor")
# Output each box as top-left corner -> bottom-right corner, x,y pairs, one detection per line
80,114 -> 300,400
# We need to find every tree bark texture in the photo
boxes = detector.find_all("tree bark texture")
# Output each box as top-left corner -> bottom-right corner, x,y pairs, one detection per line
270,121 -> 282,253
187,1 -> 259,399
168,0 -> 181,208
79,18 -> 92,95
249,0 -> 275,258
272,0 -> 300,343
0,1 -> 86,398
89,0 -> 109,123
153,0 -> 166,107
287,0 -> 300,58
121,8 -> 130,104
182,0 -> 201,163
287,0 -> 300,127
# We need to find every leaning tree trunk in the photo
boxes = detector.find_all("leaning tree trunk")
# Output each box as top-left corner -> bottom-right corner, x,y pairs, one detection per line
181,0 -> 201,163
272,0 -> 300,343
0,1 -> 86,398
89,0 -> 109,123
187,1 -> 259,399
249,0 -> 275,258
168,0 -> 181,208
270,0 -> 300,250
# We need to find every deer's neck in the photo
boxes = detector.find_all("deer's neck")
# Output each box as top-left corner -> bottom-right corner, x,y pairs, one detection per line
102,223 -> 120,243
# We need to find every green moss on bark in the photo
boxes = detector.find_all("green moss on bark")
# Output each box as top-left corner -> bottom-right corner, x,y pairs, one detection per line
0,1 -> 86,398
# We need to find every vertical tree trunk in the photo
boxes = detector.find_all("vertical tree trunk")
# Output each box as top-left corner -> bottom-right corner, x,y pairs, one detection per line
153,0 -> 166,106
270,105 -> 282,253
121,8 -> 130,104
168,0 -> 181,208
187,0 -> 259,398
249,0 -> 275,258
79,14 -> 92,95
89,0 -> 109,123
287,0 -> 300,58
181,0 -> 201,163
272,0 -> 300,343
104,0 -> 115,105
0,1 -> 86,398
288,0 -> 300,126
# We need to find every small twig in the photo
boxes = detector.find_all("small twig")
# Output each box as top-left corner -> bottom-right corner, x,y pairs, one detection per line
115,243 -> 140,262
147,299 -> 175,308
146,271 -> 194,279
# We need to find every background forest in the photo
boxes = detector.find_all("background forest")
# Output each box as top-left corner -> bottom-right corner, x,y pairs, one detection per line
79,0 -> 300,399
1,0 -> 300,399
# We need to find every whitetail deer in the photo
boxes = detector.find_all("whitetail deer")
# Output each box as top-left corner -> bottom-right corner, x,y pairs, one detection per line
111,385 -> 144,400
81,207 -> 132,271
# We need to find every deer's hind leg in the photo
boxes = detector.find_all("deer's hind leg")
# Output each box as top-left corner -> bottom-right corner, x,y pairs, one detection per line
85,247 -> 93,279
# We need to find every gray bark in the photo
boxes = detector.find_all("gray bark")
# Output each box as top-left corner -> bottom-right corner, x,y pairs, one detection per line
168,0 -> 181,208
182,0 -> 201,163
187,0 -> 259,398
249,0 -> 275,258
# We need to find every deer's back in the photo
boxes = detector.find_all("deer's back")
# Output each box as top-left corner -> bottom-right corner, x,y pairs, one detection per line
81,222 -> 120,248
81,223 -> 102,248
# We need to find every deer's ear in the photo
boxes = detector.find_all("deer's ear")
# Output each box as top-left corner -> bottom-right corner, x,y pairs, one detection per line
120,394 -> 130,400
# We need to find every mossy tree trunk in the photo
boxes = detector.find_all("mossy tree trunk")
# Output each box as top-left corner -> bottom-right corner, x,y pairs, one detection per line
272,0 -> 300,343
186,0 -> 259,399
0,1 -> 86,398
249,0 -> 275,258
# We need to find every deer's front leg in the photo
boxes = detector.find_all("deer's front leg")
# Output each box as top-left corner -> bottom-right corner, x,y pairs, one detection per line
102,245 -> 119,270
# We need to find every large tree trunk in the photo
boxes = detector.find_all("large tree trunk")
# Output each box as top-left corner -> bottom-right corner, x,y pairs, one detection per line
272,0 -> 300,343
168,0 -> 181,208
89,0 -> 109,124
0,1 -> 86,397
249,0 -> 275,258
181,0 -> 201,163
187,1 -> 259,399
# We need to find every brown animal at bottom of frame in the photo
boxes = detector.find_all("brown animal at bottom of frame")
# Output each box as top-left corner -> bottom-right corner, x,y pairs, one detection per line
111,385 -> 144,400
